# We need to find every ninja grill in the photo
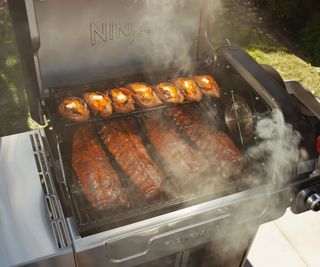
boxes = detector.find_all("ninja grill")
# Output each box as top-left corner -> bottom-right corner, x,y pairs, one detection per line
3,0 -> 320,266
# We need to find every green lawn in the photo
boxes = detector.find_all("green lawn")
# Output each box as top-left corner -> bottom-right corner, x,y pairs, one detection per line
247,48 -> 320,97
212,0 -> 320,96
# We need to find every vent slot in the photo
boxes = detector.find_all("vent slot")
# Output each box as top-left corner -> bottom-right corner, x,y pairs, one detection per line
45,196 -> 55,220
45,172 -> 54,195
34,153 -> 41,173
52,222 -> 61,248
30,132 -> 71,249
52,220 -> 70,249
59,220 -> 70,247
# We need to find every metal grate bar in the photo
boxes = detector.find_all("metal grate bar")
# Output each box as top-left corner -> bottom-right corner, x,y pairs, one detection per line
61,108 -> 240,235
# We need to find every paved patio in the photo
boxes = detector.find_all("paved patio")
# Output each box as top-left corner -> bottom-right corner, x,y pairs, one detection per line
248,208 -> 320,267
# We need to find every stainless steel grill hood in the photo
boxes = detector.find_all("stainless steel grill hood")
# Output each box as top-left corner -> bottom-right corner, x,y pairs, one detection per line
24,0 -> 203,89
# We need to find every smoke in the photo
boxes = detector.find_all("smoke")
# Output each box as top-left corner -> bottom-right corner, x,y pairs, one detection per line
137,0 -> 194,75
205,110 -> 308,265
245,110 -> 306,185
156,108 -> 308,258
137,0 -> 223,77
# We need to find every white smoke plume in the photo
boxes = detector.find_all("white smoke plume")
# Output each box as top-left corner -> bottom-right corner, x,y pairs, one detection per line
138,0 -> 194,75
246,110 -> 306,185
137,0 -> 223,77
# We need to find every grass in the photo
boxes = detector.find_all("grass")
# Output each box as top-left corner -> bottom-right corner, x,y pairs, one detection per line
211,0 -> 320,96
246,48 -> 320,97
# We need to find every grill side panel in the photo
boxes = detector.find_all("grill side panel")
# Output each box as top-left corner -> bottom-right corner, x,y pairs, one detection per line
0,131 -> 74,267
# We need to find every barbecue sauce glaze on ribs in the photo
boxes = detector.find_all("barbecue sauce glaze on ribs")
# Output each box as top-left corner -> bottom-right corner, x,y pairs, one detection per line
101,119 -> 165,199
167,106 -> 244,177
72,124 -> 129,209
126,83 -> 162,108
145,112 -> 209,184
83,92 -> 113,117
58,97 -> 90,122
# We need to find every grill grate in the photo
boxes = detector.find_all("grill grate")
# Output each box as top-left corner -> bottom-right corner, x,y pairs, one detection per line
46,66 -> 206,138
59,103 -> 241,236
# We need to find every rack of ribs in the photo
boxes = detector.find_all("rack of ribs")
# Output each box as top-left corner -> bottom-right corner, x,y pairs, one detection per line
72,124 -> 129,209
167,106 -> 244,178
145,112 -> 210,185
101,119 -> 165,199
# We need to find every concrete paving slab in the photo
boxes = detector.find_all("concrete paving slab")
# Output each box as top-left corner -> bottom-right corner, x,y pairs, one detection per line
274,209 -> 320,267
248,221 -> 306,267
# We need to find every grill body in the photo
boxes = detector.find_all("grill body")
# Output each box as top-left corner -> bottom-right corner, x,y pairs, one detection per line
2,0 -> 320,266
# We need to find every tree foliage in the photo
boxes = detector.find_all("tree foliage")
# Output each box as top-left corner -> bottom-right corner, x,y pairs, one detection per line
0,2 -> 28,136
253,0 -> 320,66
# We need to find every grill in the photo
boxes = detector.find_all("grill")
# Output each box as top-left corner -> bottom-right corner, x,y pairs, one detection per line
5,0 -> 320,266
43,60 -> 275,236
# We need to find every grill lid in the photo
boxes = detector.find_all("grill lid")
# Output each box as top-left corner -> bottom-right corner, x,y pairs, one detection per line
23,0 -> 211,90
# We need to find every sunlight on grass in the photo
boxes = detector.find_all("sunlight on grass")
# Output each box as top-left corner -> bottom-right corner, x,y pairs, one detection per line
246,48 -> 320,97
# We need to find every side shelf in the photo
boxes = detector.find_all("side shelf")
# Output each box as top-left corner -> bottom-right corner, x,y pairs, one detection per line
0,131 -> 74,267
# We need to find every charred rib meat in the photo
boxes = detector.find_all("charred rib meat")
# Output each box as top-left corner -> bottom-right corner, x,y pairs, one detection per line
72,124 -> 129,209
167,106 -> 244,177
145,112 -> 209,183
101,119 -> 165,199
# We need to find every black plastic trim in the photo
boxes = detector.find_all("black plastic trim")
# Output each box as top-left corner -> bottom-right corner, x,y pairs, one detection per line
260,64 -> 286,90
216,48 -> 300,128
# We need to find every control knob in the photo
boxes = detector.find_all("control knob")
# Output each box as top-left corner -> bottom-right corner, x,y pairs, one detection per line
306,193 -> 320,211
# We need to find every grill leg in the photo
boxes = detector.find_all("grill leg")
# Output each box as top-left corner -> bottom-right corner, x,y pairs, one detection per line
174,252 -> 183,267
180,250 -> 190,267
175,250 -> 190,267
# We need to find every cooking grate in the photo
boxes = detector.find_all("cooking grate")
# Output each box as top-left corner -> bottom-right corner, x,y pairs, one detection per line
48,67 -> 273,236
60,105 -> 241,236
45,66 -> 210,138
